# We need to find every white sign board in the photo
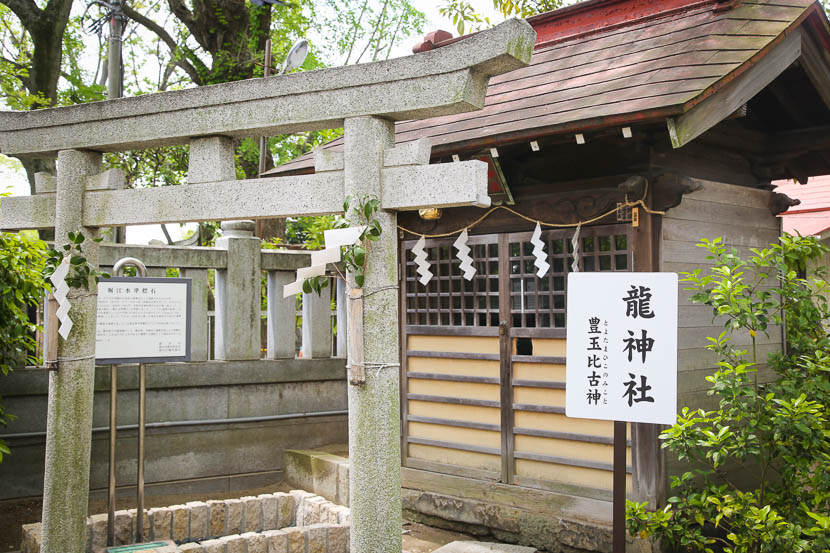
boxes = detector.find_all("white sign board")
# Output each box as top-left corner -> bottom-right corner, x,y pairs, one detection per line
565,272 -> 677,425
95,277 -> 192,364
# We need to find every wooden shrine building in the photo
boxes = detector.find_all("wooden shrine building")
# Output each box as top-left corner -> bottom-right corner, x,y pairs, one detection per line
269,0 -> 830,549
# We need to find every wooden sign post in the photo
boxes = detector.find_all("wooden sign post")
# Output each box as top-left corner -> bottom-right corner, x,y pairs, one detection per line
565,272 -> 678,552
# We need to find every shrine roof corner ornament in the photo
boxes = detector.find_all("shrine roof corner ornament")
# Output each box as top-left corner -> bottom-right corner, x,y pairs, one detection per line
0,18 -> 535,158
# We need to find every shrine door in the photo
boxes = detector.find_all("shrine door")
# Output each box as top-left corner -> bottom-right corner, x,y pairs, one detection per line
400,224 -> 633,497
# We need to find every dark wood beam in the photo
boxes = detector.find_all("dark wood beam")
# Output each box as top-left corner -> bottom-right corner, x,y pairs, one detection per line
667,30 -> 802,149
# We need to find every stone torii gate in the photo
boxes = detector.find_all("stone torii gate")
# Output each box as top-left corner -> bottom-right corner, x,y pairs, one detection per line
0,19 -> 534,553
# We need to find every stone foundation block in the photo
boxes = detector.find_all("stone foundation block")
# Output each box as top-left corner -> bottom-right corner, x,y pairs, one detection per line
242,531 -> 267,553
150,507 -> 172,540
89,512 -> 108,550
202,538 -> 227,553
207,500 -> 227,537
307,524 -> 327,553
170,504 -> 190,542
221,534 -> 246,553
225,499 -> 244,535
114,509 -> 132,545
259,494 -> 278,530
188,501 -> 210,540
283,527 -> 307,553
20,523 -> 41,553
263,529 -> 288,553
327,525 -> 347,553
180,543 -> 204,552
243,496 -> 262,532
276,492 -> 295,528
129,508 -> 152,541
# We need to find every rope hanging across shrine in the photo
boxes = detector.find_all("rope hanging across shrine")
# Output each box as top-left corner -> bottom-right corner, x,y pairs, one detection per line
398,179 -> 666,285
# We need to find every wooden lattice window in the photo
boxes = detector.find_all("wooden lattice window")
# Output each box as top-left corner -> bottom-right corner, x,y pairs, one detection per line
403,234 -> 500,327
403,225 -> 631,329
508,225 -> 631,329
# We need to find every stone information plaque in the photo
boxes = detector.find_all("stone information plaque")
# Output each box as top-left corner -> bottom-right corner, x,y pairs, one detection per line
95,277 -> 192,364
565,272 -> 678,425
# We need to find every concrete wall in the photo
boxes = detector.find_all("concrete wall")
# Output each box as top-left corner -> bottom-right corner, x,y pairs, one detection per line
0,359 -> 347,500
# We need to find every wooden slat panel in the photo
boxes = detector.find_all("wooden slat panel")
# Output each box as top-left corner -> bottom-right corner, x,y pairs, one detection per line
513,387 -> 565,408
514,459 -> 633,492
514,435 -> 631,466
408,400 -> 501,425
407,357 -> 500,378
663,219 -> 780,246
665,199 -> 779,229
408,335 -> 500,354
409,422 -> 501,449
409,380 -> 500,402
512,362 -> 565,382
513,411 -> 616,438
530,339 -> 566,357
409,443 -> 501,472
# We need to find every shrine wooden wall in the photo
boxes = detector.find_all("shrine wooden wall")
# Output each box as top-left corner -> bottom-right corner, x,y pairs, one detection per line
661,180 -> 782,412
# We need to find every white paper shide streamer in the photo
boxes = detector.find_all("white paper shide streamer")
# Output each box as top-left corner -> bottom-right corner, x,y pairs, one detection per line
453,229 -> 476,281
283,226 -> 367,297
530,222 -> 550,278
50,257 -> 73,339
571,224 -> 581,273
412,235 -> 433,286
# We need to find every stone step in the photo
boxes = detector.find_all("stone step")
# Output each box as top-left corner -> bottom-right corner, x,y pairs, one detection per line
431,542 -> 538,553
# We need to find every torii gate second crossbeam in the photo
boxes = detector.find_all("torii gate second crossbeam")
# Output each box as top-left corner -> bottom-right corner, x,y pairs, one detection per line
0,19 -> 535,553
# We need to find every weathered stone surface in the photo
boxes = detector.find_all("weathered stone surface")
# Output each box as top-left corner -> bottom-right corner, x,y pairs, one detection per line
266,272 -> 297,359
207,500 -> 227,537
327,524 -> 347,553
129,508 -> 152,542
259,494 -> 278,530
89,512 -> 108,550
307,524 -> 328,553
221,534 -> 246,553
402,489 -> 520,533
201,538 -> 226,553
383,138 -> 431,167
242,496 -> 262,532
21,523 -> 42,553
314,149 -> 344,172
215,222 -> 261,361
179,543 -> 204,552
170,504 -> 190,542
380,162 -> 490,210
282,527 -> 307,553
86,168 -> 126,190
431,541 -> 537,553
276,492 -> 295,528
34,172 -> 56,193
189,136 -> 236,184
225,499 -> 244,535
344,116 -> 401,553
263,529 -> 288,553
0,19 -> 535,156
150,507 -> 172,540
302,291 -> 332,359
40,150 -> 102,553
187,501 -> 210,540
114,509 -> 132,545
241,531 -> 267,553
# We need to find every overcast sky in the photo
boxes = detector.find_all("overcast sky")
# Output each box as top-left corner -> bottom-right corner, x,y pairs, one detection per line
0,1 -> 504,244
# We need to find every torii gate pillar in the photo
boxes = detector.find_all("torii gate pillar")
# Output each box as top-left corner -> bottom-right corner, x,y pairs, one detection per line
42,150 -> 103,553
343,117 -> 401,553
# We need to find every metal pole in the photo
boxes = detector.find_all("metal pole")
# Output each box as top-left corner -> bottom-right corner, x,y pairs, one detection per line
613,420 -> 626,553
107,365 -> 117,546
111,257 -> 148,543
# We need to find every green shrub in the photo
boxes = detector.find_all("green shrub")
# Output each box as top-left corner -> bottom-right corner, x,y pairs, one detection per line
627,235 -> 830,553
0,230 -> 48,460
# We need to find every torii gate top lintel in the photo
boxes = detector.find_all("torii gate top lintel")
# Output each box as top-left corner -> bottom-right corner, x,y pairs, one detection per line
0,19 -> 535,158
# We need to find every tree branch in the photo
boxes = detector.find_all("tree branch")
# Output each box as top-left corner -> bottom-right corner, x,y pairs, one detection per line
122,4 -> 204,85
0,0 -> 41,28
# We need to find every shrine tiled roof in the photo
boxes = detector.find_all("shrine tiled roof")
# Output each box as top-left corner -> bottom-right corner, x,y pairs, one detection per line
267,0 -> 829,176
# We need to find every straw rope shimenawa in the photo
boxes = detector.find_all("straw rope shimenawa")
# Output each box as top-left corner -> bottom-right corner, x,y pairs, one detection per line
398,179 -> 665,238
